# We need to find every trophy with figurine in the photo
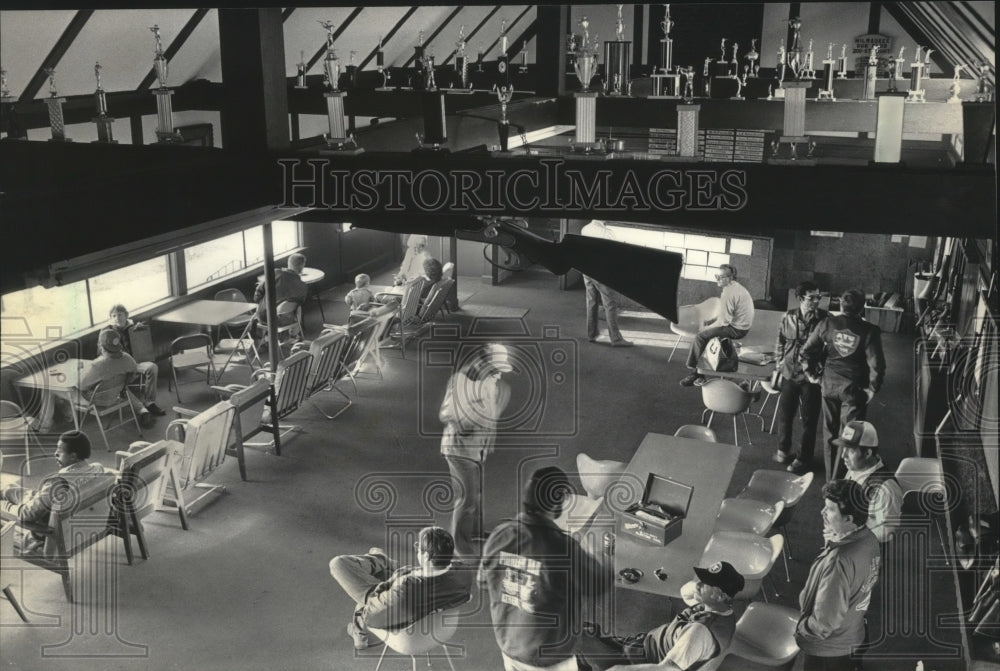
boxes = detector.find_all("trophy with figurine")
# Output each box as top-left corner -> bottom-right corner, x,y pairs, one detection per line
974,62 -> 993,102
42,67 -> 70,142
862,45 -> 878,99
837,43 -> 849,79
906,46 -> 928,102
571,17 -> 602,151
453,26 -> 472,91
496,85 -> 514,151
787,17 -> 803,78
947,64 -> 966,103
150,25 -> 181,143
319,20 -> 359,152
603,4 -> 631,95
496,20 -> 510,90
802,39 -> 816,79
92,62 -> 116,143
818,42 -> 836,100
650,4 -> 680,97
295,51 -> 308,89
375,35 -> 392,90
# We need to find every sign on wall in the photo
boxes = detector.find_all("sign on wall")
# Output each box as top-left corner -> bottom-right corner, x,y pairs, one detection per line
853,33 -> 893,76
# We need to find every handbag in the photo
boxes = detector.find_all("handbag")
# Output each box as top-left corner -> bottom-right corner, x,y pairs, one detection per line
704,337 -> 740,372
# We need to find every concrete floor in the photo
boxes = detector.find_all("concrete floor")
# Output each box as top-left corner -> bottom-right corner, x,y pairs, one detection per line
0,267 -> 970,670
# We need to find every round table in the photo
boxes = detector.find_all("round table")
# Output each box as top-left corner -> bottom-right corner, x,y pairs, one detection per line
302,267 -> 327,323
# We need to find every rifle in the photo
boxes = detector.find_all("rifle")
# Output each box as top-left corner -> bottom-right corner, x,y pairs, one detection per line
304,212 -> 683,322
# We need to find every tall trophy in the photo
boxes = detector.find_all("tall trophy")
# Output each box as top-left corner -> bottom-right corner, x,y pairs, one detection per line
837,44 -> 849,79
496,19 -> 510,90
319,20 -> 359,152
906,46 -> 927,102
863,45 -> 878,99
571,17 -> 601,150
974,62 -> 993,102
604,4 -> 631,95
150,25 -> 181,143
818,42 -> 836,100
413,30 -> 426,87
43,68 -> 70,142
425,51 -> 437,91
947,64 -> 966,103
802,39 -> 816,79
92,62 -> 116,143
295,51 -> 308,89
0,69 -> 12,103
454,25 -> 471,91
495,85 -> 514,152
745,38 -> 759,77
650,4 -> 679,97
787,17 -> 803,79
375,35 -> 392,91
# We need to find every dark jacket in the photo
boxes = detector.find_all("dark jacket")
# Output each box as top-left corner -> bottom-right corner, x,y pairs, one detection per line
774,307 -> 829,382
799,313 -> 886,394
480,512 -> 608,667
359,561 -> 473,632
253,268 -> 308,317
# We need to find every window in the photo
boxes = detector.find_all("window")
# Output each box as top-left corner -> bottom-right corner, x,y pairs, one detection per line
603,224 -> 755,283
1,282 -> 91,340
185,221 -> 300,289
89,257 -> 170,324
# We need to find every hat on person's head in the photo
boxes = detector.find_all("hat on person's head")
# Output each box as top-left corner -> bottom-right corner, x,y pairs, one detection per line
98,329 -> 124,357
483,343 -> 514,373
521,466 -> 573,515
693,561 -> 745,598
832,420 -> 879,450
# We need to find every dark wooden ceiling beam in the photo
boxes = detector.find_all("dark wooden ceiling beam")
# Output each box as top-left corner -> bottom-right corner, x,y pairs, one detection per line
441,6 -> 501,66
883,2 -> 953,74
137,8 -> 210,90
504,18 -> 537,62
481,5 -> 533,60
403,6 -> 465,67
282,8 -> 296,22
305,7 -> 363,73
19,10 -> 94,102
358,6 -> 419,70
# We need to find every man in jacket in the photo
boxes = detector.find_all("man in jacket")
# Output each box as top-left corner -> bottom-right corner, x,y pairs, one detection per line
797,479 -> 881,671
837,421 -> 902,544
800,289 -> 886,482
773,282 -> 829,474
480,466 -> 609,671
1,431 -> 107,553
252,252 -> 308,331
102,303 -> 164,416
680,264 -> 755,387
439,342 -> 513,556
328,526 -> 473,650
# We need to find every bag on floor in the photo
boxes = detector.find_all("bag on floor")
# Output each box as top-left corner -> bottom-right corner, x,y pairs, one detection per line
704,337 -> 739,372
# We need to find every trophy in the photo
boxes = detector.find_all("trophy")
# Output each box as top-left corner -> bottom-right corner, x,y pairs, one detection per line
295,51 -> 307,89
375,35 -> 392,90
149,26 -> 181,143
43,67 -> 70,142
894,47 -> 905,80
92,61 -> 116,143
947,64 -> 966,103
907,46 -> 927,102
497,19 -> 510,89
974,62 -> 993,102
496,85 -> 514,151
863,45 -> 878,100
745,38 -> 759,77
476,42 -> 485,73
803,39 -> 815,78
679,65 -> 694,102
319,20 -> 341,91
518,50 -> 528,75
604,4 -> 631,95
650,5 -> 679,97
318,20 -> 358,152
455,26 -> 469,90
0,68 -> 12,102
571,17 -> 601,150
425,51 -> 437,91
787,17 -> 803,78
346,50 -> 357,89
838,44 -> 848,79
659,4 -> 674,73
818,42 -> 836,100
731,42 -> 739,66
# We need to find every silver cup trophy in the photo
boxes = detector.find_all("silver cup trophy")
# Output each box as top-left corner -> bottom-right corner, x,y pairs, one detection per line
573,17 -> 599,92
319,20 -> 341,91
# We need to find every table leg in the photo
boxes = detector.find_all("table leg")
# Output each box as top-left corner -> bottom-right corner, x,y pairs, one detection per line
312,286 -> 326,324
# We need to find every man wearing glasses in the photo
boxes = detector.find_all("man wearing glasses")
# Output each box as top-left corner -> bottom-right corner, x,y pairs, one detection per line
679,264 -> 755,387
328,526 -> 473,650
773,282 -> 829,474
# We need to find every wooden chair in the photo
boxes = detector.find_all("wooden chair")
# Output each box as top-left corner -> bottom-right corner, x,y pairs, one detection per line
168,333 -> 217,403
0,400 -> 44,475
0,471 -> 140,603
70,377 -> 144,451
113,441 -> 172,563
214,350 -> 312,456
669,297 -> 721,362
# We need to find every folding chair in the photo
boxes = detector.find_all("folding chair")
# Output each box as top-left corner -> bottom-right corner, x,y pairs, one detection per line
301,331 -> 352,419
168,333 -> 217,403
0,400 -> 44,475
71,378 -> 144,451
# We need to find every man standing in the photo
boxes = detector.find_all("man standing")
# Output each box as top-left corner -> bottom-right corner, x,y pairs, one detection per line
773,282 -> 829,474
800,289 -> 886,482
439,343 -> 513,556
796,479 -> 881,671
579,561 -> 745,670
836,421 -> 902,544
1,431 -> 106,553
102,303 -> 164,416
328,526 -> 472,650
581,220 -> 633,348
480,466 -> 608,671
679,264 -> 754,387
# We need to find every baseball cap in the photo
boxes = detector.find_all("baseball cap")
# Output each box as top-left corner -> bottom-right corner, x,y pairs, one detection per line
484,343 -> 514,373
693,561 -> 745,598
98,329 -> 124,357
832,420 -> 878,449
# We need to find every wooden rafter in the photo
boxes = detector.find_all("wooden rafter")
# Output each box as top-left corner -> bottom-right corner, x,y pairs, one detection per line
480,5 -> 532,60
137,9 -> 210,90
402,6 -> 465,67
305,7 -> 364,74
441,6 -> 500,66
19,10 -> 94,102
358,6 -> 419,70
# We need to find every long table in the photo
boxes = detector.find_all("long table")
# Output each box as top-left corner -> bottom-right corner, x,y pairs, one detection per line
610,433 -> 740,598
697,309 -> 785,383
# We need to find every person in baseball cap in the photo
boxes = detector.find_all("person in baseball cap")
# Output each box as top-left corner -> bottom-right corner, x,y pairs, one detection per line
693,560 -> 746,599
97,329 -> 125,357
832,420 -> 878,450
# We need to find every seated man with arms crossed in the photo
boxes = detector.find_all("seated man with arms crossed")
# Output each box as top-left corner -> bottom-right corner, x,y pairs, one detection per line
102,303 -> 164,416
1,431 -> 105,553
580,561 -> 745,670
329,526 -> 473,650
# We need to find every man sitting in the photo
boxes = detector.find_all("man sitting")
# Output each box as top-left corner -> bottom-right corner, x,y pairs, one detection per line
1,431 -> 106,553
580,561 -> 745,670
328,526 -> 473,650
252,252 -> 308,332
102,303 -> 164,416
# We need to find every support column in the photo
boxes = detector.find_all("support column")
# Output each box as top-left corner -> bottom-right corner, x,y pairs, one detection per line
536,5 -> 567,97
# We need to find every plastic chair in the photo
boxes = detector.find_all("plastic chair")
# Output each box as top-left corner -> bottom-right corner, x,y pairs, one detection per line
715,498 -> 785,536
0,400 -> 43,475
738,470 -> 815,582
699,531 -> 784,601
368,601 -> 464,671
673,424 -> 718,442
727,602 -> 800,666
668,297 -> 720,362
71,378 -> 144,451
700,379 -> 763,447
757,377 -> 781,434
576,452 -> 627,500
895,457 -> 950,562
168,333 -> 217,403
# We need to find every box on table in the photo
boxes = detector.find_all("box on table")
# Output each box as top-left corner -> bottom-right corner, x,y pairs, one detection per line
619,474 -> 693,546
